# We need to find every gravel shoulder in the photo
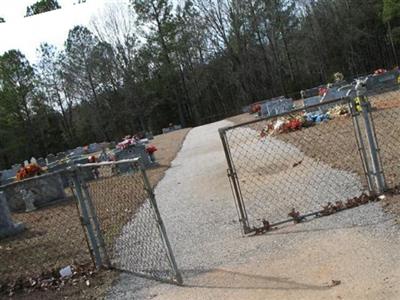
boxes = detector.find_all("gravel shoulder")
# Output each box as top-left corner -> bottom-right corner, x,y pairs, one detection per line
107,120 -> 400,300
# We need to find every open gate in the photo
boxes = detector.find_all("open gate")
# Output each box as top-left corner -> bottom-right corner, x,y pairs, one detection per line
220,96 -> 387,234
70,159 -> 182,284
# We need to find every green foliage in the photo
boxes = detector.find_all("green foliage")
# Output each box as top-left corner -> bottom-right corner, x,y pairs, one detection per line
383,0 -> 400,23
25,0 -> 61,17
0,17 -> 5,23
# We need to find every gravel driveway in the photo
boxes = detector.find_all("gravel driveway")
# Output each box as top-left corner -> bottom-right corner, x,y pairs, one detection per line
107,120 -> 400,300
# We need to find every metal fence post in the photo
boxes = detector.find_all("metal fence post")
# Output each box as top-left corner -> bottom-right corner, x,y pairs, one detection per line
349,99 -> 374,192
79,171 -> 111,268
71,171 -> 103,268
219,127 -> 251,234
359,97 -> 386,194
138,162 -> 183,285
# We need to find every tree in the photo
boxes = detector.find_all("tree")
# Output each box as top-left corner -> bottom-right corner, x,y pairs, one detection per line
64,26 -> 111,141
383,0 -> 400,64
0,17 -> 5,23
132,0 -> 189,127
35,43 -> 77,144
0,50 -> 37,165
25,0 -> 61,17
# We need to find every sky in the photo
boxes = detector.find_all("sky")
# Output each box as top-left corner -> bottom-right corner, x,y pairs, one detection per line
0,0 -> 124,62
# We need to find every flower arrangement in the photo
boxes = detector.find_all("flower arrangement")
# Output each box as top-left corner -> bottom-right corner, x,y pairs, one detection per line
251,103 -> 261,114
374,68 -> 386,75
259,104 -> 350,138
146,145 -> 157,155
16,164 -> 43,181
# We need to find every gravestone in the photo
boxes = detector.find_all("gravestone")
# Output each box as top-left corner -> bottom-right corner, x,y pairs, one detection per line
46,153 -> 57,164
0,165 -> 20,185
73,147 -> 84,156
37,157 -> 46,167
366,69 -> 400,92
1,173 -> 67,212
260,97 -> 293,117
0,191 -> 25,239
88,143 -> 101,153
304,96 -> 322,112
57,152 -> 67,159
114,143 -> 152,169
145,132 -> 154,140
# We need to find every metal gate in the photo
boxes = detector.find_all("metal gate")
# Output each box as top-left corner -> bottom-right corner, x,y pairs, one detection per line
70,159 -> 182,284
220,97 -> 386,234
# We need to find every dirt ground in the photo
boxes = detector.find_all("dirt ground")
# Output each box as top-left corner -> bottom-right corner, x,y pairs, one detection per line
1,128 -> 190,300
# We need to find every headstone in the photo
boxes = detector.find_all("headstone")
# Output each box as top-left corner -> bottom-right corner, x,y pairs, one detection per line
174,125 -> 182,130
145,132 -> 154,140
57,152 -> 67,159
88,143 -> 101,153
73,147 -> 84,156
366,69 -> 400,92
0,165 -> 20,185
0,191 -> 25,239
304,96 -> 322,113
114,144 -> 152,169
2,173 -> 67,212
46,153 -> 57,164
260,97 -> 293,117
37,157 -> 46,167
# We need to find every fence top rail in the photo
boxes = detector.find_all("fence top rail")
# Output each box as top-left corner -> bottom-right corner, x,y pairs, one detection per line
219,96 -> 350,133
76,158 -> 140,169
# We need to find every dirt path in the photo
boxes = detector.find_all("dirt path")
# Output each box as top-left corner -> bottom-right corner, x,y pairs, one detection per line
107,120 -> 400,300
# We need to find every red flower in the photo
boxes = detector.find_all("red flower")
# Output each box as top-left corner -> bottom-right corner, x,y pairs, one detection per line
146,145 -> 157,154
16,164 -> 43,181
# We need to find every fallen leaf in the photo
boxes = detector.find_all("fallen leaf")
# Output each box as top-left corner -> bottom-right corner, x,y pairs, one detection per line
330,280 -> 341,287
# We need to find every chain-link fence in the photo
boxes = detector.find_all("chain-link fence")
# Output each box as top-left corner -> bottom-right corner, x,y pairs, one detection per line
75,159 -> 182,284
220,97 -> 374,233
0,159 -> 182,289
0,171 -> 92,283
367,87 -> 400,190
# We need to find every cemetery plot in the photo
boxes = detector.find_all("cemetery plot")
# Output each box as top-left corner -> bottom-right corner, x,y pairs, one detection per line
0,190 -> 91,284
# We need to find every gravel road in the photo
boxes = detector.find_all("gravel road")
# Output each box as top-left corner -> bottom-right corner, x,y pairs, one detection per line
107,120 -> 400,300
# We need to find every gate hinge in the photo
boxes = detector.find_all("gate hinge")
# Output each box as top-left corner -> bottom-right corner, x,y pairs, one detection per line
227,169 -> 237,178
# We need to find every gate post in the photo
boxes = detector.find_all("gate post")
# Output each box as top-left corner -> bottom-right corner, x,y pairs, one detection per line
349,98 -> 374,192
219,127 -> 251,234
71,171 -> 103,268
79,171 -> 111,268
359,98 -> 386,194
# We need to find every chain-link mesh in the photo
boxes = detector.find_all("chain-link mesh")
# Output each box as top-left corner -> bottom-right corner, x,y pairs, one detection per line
222,98 -> 369,231
367,88 -> 400,190
78,161 -> 181,284
0,172 -> 91,283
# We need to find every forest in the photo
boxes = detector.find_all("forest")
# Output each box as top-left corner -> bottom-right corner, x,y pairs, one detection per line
0,0 -> 399,168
